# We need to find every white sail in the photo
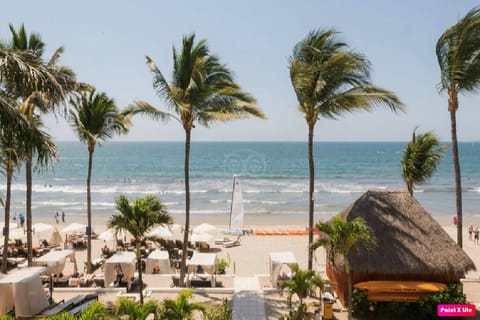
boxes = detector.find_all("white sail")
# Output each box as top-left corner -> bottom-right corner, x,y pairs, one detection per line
229,177 -> 244,229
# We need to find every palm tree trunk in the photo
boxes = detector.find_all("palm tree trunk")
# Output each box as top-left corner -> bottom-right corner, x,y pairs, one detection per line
137,242 -> 144,305
179,128 -> 191,287
307,123 -> 315,271
2,161 -> 13,274
26,152 -> 34,266
347,268 -> 353,320
86,148 -> 93,273
450,109 -> 463,248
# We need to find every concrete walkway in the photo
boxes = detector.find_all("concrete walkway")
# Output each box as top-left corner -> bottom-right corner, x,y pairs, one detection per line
232,276 -> 266,320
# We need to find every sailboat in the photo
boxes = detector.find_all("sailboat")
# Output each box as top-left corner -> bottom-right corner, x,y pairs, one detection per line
224,176 -> 246,235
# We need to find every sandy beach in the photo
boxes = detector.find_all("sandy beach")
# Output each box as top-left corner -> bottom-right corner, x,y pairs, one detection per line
19,213 -> 477,319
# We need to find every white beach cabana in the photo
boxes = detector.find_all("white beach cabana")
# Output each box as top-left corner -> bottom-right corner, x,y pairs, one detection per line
104,251 -> 136,288
0,267 -> 49,317
269,251 -> 297,288
186,252 -> 217,287
145,250 -> 172,274
33,249 -> 75,275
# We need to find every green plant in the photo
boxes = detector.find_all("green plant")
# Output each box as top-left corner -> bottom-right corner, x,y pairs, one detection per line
202,299 -> 232,320
417,283 -> 466,319
280,303 -> 308,320
159,289 -> 205,320
216,258 -> 229,274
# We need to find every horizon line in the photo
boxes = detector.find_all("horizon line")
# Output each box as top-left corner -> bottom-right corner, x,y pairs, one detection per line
54,139 -> 479,143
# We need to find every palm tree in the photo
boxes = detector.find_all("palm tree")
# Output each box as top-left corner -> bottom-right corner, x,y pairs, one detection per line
289,29 -> 403,271
69,89 -> 129,273
3,24 -> 78,265
159,289 -> 205,320
41,301 -> 108,320
279,263 -> 325,308
124,33 -> 265,286
313,215 -> 375,320
109,195 -> 173,305
114,297 -> 159,320
436,6 -> 480,248
401,128 -> 447,196
0,101 -> 24,273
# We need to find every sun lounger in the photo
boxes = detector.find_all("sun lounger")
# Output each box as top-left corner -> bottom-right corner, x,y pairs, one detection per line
214,238 -> 232,245
223,236 -> 241,248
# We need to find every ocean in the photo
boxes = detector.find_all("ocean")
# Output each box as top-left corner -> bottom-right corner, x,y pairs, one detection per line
2,141 -> 479,224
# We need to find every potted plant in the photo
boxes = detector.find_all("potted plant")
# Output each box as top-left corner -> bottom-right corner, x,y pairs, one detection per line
217,258 -> 230,274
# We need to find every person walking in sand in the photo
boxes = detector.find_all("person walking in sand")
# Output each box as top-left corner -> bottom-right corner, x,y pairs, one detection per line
55,211 -> 59,224
62,211 -> 65,223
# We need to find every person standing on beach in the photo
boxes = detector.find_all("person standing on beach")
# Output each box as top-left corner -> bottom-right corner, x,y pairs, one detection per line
62,211 -> 65,223
55,211 -> 59,224
474,227 -> 479,245
468,224 -> 474,241
19,213 -> 25,229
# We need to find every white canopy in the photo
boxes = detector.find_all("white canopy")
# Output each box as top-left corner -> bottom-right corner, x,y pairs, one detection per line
33,249 -> 75,275
0,267 -> 49,317
146,250 -> 171,274
104,251 -> 136,288
61,223 -> 87,234
186,252 -> 217,287
187,252 -> 217,274
269,251 -> 297,288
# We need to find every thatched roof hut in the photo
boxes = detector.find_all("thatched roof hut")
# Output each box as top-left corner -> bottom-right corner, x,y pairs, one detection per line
324,190 -> 476,303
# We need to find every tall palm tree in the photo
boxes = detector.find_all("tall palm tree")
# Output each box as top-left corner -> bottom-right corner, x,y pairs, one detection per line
401,128 -> 447,196
159,289 -> 205,320
0,99 -> 24,273
313,216 -> 375,320
69,89 -> 129,273
289,29 -> 403,271
125,33 -> 265,286
436,6 -> 480,248
109,195 -> 173,305
3,24 -> 78,265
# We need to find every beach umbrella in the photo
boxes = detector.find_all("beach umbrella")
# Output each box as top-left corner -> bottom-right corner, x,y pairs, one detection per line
0,222 -> 20,230
9,228 -> 26,240
61,222 -> 87,234
99,228 -> 130,242
147,225 -> 172,239
49,228 -> 63,246
32,223 -> 54,233
190,232 -> 213,243
193,223 -> 216,234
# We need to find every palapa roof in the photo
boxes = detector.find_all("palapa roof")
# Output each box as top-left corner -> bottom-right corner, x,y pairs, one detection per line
338,190 -> 475,280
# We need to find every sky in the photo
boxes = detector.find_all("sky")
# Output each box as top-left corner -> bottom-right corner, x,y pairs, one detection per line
1,0 -> 479,142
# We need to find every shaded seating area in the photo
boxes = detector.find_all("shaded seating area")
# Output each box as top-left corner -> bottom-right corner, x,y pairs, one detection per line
269,251 -> 297,288
0,267 -> 50,318
186,252 -> 217,288
146,250 -> 171,274
104,251 -> 136,289
326,190 -> 476,305
33,249 -> 76,276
